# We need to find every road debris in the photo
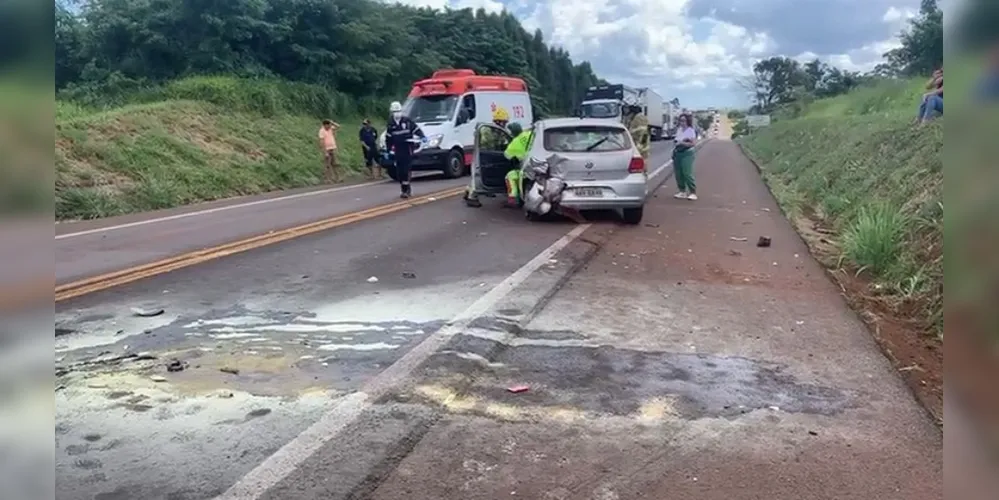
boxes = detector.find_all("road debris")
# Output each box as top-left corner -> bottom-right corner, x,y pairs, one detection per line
366,276 -> 379,283
402,272 -> 417,279
166,359 -> 186,372
135,352 -> 157,360
220,367 -> 240,375
150,375 -> 168,382
131,307 -> 165,317
729,237 -> 748,242
507,385 -> 530,393
756,236 -> 772,247
727,249 -> 742,256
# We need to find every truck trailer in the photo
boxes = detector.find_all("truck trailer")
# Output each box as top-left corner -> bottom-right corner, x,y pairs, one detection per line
661,99 -> 680,140
579,84 -> 665,140
637,87 -> 664,140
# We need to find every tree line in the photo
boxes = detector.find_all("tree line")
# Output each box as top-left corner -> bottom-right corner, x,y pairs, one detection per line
743,0 -> 945,116
54,0 -> 605,117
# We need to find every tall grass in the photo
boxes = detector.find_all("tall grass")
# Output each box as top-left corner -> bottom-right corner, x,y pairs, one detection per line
58,75 -> 390,119
56,77 -> 388,220
842,204 -> 908,276
737,75 -> 943,336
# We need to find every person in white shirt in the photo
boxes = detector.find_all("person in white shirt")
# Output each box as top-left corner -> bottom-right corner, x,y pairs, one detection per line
672,114 -> 698,200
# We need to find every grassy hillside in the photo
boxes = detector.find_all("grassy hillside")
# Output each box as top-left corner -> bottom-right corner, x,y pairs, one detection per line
56,77 -> 384,220
736,76 -> 943,336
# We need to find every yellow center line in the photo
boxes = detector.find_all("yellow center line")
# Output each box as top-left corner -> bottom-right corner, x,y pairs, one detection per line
52,185 -> 467,303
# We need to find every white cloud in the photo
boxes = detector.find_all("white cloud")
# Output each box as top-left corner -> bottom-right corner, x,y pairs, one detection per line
882,6 -> 915,23
795,37 -> 902,73
386,0 -> 913,107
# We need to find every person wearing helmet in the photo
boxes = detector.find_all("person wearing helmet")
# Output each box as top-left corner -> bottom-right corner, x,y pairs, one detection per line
385,100 -> 424,198
492,107 -> 510,129
501,121 -> 533,208
624,103 -> 650,162
463,107 -> 515,207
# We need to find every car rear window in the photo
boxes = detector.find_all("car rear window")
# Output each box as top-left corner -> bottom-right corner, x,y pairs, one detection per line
543,126 -> 632,153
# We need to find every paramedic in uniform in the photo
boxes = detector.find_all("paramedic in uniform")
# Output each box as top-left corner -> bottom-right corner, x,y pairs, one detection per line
501,122 -> 532,208
385,101 -> 424,198
623,103 -> 650,161
464,107 -> 513,207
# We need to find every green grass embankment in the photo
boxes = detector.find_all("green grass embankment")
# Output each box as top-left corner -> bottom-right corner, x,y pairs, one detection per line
56,77 -> 385,221
736,77 -> 943,336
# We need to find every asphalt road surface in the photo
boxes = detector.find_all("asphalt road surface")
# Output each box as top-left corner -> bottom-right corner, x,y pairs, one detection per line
53,139 -> 941,500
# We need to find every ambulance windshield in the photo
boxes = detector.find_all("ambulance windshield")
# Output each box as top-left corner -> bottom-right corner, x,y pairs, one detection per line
403,95 -> 460,123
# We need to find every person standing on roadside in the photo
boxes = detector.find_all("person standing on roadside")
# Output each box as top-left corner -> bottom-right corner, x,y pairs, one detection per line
385,101 -> 424,199
318,119 -> 341,184
359,119 -> 380,179
672,114 -> 698,200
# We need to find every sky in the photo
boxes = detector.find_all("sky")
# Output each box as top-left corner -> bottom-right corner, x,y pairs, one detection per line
393,0 -> 951,109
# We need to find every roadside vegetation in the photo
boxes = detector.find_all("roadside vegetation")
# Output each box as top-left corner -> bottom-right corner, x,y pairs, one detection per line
56,78 -> 383,220
735,0 -> 946,339
737,89 -> 942,336
55,0 -> 605,220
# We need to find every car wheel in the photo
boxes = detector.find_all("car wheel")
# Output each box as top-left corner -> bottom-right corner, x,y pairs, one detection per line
443,148 -> 464,178
622,206 -> 644,225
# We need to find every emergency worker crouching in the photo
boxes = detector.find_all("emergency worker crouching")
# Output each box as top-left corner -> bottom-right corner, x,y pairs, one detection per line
501,122 -> 533,208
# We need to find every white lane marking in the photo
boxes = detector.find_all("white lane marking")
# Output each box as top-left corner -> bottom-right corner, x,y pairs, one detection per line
216,223 -> 592,500
55,180 -> 390,240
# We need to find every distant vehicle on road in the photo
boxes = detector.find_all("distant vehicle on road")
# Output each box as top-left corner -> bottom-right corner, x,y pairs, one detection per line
379,69 -> 533,180
471,118 -> 649,224
578,84 -> 665,141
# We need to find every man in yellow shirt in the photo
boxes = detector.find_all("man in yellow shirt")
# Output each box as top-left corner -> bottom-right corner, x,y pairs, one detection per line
318,119 -> 341,183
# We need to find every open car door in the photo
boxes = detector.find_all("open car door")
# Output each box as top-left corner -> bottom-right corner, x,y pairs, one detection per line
472,122 -> 513,196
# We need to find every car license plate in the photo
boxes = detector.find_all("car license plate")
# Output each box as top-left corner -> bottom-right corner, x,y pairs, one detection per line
575,187 -> 603,198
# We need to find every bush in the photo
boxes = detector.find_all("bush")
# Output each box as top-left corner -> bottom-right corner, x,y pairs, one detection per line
842,204 -> 908,276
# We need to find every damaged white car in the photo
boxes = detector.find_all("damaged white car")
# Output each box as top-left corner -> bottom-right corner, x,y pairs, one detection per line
470,118 -> 649,224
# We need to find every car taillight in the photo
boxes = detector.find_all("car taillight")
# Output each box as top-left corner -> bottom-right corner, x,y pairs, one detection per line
628,156 -> 645,173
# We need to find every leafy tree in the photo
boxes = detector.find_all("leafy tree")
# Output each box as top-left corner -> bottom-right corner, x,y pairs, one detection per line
881,0 -> 943,76
695,113 -> 714,132
742,56 -> 806,112
55,0 -> 604,116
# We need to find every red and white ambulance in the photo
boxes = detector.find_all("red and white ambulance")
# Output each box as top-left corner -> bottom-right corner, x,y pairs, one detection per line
381,69 -> 533,179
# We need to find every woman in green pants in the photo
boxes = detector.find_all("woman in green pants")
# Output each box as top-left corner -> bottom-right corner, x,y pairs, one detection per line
672,114 -> 698,200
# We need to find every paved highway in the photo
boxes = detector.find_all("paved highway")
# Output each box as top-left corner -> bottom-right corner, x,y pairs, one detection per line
53,139 -> 941,500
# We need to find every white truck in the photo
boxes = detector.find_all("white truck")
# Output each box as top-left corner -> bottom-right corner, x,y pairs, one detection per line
661,99 -> 680,140
579,84 -> 665,141
638,87 -> 664,141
